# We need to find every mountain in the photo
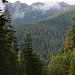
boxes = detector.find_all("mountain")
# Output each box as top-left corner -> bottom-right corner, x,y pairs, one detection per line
7,1 -> 75,26
14,8 -> 75,64
7,1 -> 28,19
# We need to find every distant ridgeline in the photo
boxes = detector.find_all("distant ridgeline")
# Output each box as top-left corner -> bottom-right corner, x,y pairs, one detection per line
15,8 -> 75,65
0,0 -> 75,75
7,1 -> 75,26
0,1 -> 49,75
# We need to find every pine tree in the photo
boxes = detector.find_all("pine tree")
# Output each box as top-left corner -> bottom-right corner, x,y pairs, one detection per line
2,0 -> 8,3
49,16 -> 75,75
0,12 -> 8,75
0,4 -> 18,75
20,33 -> 44,75
63,16 -> 75,52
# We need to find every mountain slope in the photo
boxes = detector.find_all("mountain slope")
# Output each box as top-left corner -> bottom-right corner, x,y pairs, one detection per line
49,16 -> 75,75
7,1 -> 75,26
15,8 -> 75,64
7,1 -> 28,19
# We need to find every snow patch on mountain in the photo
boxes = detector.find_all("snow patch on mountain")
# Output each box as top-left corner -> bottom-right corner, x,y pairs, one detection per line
32,2 -> 61,11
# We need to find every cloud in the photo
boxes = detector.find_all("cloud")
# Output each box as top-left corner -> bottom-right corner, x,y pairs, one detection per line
32,1 -> 61,11
0,1 -> 6,15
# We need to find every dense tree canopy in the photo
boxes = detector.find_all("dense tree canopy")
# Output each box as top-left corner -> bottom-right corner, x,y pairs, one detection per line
0,4 -> 18,75
0,0 -> 75,75
15,8 -> 75,64
49,16 -> 75,75
19,33 -> 48,75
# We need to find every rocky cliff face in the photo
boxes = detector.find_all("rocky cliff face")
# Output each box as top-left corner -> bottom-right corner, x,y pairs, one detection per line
6,1 -> 75,26
7,1 -> 28,20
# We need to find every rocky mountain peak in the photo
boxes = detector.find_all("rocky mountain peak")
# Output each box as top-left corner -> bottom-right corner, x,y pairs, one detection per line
6,1 -> 75,26
14,1 -> 21,5
59,2 -> 71,6
31,2 -> 44,6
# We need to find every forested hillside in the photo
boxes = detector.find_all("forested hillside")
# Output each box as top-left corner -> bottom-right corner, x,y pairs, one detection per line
15,8 -> 75,64
0,1 -> 48,75
49,16 -> 75,75
0,2 -> 18,74
0,0 -> 75,75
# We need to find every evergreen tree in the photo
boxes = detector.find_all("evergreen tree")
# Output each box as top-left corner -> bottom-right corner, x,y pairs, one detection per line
64,16 -> 75,51
49,16 -> 75,75
20,33 -> 44,75
0,4 -> 18,75
0,12 -> 8,75
2,0 -> 8,3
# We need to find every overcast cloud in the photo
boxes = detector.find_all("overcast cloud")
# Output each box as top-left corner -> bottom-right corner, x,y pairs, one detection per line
5,0 -> 75,5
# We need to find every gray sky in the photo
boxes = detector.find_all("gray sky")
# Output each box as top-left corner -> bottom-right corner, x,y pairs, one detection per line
6,0 -> 75,5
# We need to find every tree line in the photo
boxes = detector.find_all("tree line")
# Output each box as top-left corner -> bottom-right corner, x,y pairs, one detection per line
0,1 -> 49,75
0,0 -> 75,75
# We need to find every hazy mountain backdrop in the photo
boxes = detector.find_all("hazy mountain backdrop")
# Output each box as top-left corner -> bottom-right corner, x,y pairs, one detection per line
7,1 -> 75,26
15,8 -> 75,64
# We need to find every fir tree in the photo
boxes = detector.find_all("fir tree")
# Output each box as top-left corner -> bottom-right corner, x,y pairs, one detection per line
20,33 -> 44,75
49,16 -> 75,75
0,4 -> 18,75
64,16 -> 75,52
2,0 -> 8,3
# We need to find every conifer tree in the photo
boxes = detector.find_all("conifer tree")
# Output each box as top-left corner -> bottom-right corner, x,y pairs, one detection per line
20,33 -> 44,75
64,16 -> 75,51
49,16 -> 75,75
2,0 -> 8,3
0,12 -> 8,75
0,3 -> 18,75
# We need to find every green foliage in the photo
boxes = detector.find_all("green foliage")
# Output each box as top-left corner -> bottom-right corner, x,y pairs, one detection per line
49,50 -> 75,75
15,8 -> 75,64
0,5 -> 18,75
1,1 -> 75,75
49,16 -> 75,75
20,33 -> 47,75
0,3 -> 49,75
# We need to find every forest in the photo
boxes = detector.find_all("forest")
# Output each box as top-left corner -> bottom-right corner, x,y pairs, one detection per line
0,0 -> 75,75
15,8 -> 75,64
